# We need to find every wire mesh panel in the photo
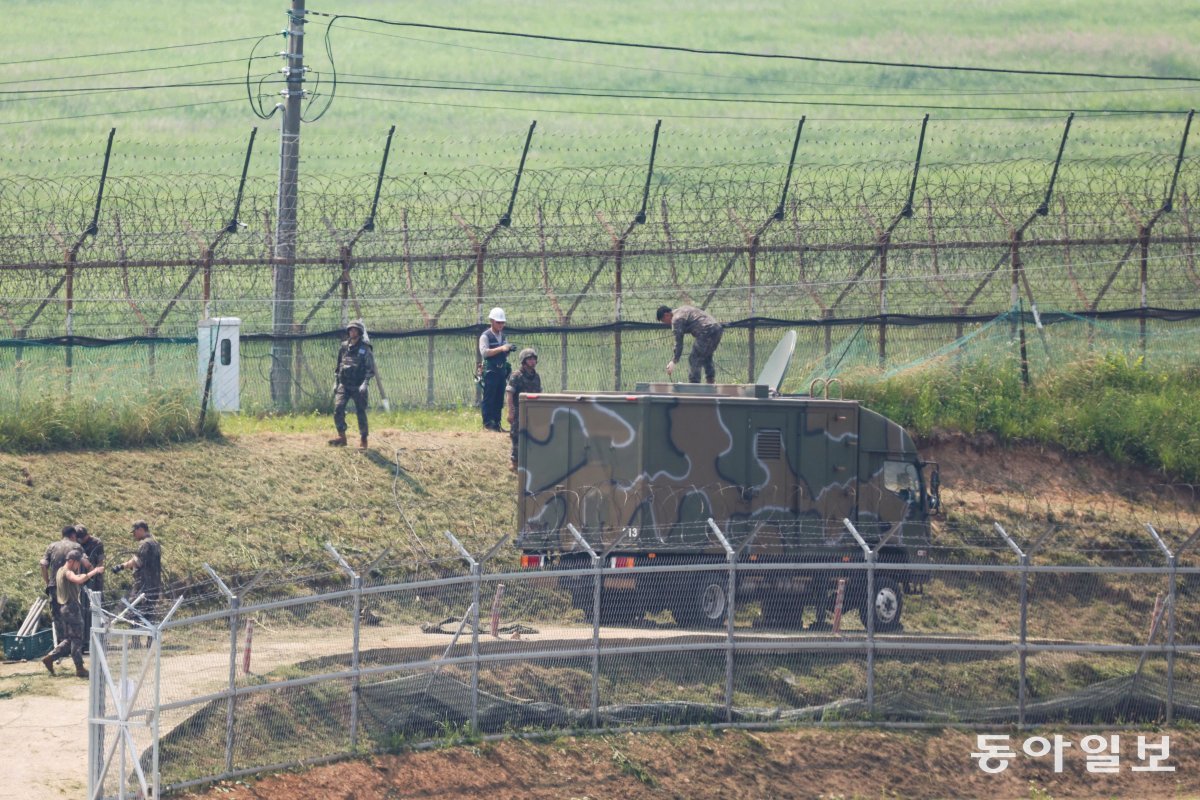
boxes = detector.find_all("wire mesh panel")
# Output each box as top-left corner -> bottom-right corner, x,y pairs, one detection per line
1025,566 -> 1168,646
1021,652 -> 1162,725
597,647 -> 728,729
228,677 -> 354,774
871,648 -> 1020,724
82,548 -> 1200,795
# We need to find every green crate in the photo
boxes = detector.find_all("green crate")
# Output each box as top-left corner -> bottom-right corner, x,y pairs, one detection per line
2,629 -> 54,661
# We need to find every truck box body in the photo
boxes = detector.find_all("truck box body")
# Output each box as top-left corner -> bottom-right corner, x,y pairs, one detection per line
514,383 -> 935,629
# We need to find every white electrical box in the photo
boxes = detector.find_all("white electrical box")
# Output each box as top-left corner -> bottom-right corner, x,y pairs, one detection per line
198,317 -> 241,412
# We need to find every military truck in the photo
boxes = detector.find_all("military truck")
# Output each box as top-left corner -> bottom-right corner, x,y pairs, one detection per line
514,337 -> 938,632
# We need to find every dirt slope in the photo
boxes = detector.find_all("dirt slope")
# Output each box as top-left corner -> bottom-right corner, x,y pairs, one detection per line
2,429 -> 1198,800
177,728 -> 1200,800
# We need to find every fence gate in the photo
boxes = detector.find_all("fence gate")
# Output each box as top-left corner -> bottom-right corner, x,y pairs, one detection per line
87,593 -> 180,800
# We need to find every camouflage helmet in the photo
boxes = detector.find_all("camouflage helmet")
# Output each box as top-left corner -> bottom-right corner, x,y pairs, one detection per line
347,319 -> 365,335
518,347 -> 538,365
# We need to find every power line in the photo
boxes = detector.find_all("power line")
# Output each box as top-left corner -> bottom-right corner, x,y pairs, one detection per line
336,70 -> 1200,101
309,11 -> 1200,84
330,77 -> 1190,115
0,97 -> 244,126
332,91 -> 1072,123
333,23 -> 1200,99
0,73 -> 1184,116
0,35 -> 271,68
0,56 -> 277,88
0,78 -> 264,96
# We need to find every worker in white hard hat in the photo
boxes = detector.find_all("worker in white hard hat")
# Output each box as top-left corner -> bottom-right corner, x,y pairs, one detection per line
478,307 -> 515,431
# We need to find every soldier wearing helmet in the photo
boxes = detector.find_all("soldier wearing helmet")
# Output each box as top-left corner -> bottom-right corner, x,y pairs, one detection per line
330,319 -> 376,449
506,347 -> 542,471
478,307 -> 515,432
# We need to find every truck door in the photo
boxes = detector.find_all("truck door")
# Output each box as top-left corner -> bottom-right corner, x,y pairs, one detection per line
797,406 -> 859,542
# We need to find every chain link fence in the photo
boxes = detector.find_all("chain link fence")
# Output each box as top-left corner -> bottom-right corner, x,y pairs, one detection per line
87,519 -> 1200,798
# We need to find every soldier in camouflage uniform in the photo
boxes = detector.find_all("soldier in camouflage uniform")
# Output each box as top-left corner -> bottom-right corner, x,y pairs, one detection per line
656,305 -> 724,384
506,347 -> 542,471
39,525 -> 83,645
329,319 -> 376,449
119,520 -> 163,625
41,549 -> 103,678
76,525 -> 104,654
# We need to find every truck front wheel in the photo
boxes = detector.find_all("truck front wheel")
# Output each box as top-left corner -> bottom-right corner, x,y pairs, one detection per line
858,576 -> 903,632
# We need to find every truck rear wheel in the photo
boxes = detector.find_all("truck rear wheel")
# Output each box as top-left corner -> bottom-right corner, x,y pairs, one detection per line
858,576 -> 903,632
671,576 -> 728,629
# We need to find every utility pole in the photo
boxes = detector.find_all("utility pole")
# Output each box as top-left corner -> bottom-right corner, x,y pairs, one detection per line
270,0 -> 306,409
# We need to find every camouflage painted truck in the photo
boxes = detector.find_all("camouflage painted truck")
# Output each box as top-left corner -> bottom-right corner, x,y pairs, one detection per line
514,352 -> 940,632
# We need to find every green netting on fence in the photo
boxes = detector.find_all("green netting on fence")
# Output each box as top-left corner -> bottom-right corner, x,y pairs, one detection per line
0,337 -> 213,450
0,311 -> 1195,444
786,308 -> 1200,393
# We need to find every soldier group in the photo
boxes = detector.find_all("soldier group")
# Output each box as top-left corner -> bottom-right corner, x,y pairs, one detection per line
29,306 -> 722,674
37,520 -> 162,677
325,304 -> 723,468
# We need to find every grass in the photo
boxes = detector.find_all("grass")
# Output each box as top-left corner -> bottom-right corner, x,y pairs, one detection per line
218,407 -> 481,435
0,388 -> 218,453
2,0 -> 1197,169
848,352 -> 1200,482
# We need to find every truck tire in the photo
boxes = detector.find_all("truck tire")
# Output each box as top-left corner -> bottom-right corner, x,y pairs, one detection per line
858,576 -> 903,633
672,576 -> 728,629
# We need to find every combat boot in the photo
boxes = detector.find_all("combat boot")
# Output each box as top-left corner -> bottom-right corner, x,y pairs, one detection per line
328,433 -> 348,447
359,435 -> 368,449
41,654 -> 55,676
76,666 -> 89,679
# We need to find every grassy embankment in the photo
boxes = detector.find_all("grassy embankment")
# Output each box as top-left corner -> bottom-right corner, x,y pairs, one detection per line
849,352 -> 1200,484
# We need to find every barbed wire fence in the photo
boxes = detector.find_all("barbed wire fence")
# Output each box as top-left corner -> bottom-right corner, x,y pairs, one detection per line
87,518 -> 1200,797
1,117 -> 1199,411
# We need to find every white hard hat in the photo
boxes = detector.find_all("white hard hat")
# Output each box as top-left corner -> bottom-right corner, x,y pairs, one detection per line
488,307 -> 506,323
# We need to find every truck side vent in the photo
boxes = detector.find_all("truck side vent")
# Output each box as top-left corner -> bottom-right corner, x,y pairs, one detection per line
755,428 -> 783,460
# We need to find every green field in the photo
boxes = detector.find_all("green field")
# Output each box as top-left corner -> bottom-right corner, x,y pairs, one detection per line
2,0 -> 1199,176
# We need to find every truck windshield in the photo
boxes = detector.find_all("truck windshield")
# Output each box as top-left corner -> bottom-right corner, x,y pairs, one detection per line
883,461 -> 920,495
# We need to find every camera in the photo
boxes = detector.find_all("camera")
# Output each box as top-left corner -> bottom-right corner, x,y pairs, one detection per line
111,563 -> 125,573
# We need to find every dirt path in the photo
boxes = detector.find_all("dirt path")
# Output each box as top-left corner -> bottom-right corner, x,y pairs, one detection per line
0,620 -> 700,800
0,665 -> 89,800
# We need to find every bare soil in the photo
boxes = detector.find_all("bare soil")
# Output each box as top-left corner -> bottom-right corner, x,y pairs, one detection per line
177,728 -> 1200,800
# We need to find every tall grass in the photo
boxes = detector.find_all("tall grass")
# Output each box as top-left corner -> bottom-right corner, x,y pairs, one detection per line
849,353 -> 1200,482
0,388 -> 217,452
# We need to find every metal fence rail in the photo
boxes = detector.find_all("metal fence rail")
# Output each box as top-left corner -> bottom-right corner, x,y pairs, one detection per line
87,520 -> 1200,799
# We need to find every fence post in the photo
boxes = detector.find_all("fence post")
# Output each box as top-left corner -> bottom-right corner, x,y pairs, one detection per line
706,519 -> 736,723
445,531 -> 480,735
1168,526 -> 1200,723
830,116 -> 925,369
994,524 -> 1027,728
1145,524 -> 1187,724
1141,111 -> 1194,356
203,564 -> 239,775
324,543 -> 362,750
87,588 -> 106,797
568,524 -> 601,728
611,121 -> 660,390
843,519 -> 874,713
